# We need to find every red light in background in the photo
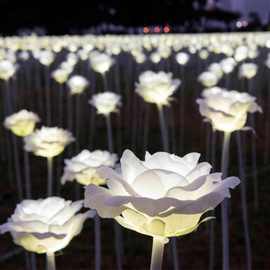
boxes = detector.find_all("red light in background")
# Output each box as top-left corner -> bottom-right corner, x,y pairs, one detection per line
164,26 -> 170,33
154,26 -> 160,33
143,27 -> 150,33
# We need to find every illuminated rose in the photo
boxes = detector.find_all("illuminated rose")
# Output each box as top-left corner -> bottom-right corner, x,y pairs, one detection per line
85,150 -> 240,239
175,52 -> 190,66
67,75 -> 89,95
208,63 -> 223,79
4,109 -> 40,137
24,127 -> 74,158
89,92 -> 121,116
197,87 -> 262,132
0,60 -> 16,81
239,63 -> 258,79
52,69 -> 70,84
38,50 -> 55,66
220,58 -> 236,74
0,197 -> 94,254
89,51 -> 114,74
61,150 -> 117,186
135,71 -> 181,106
198,71 -> 218,88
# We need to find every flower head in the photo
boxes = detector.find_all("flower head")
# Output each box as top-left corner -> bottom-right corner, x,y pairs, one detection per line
24,127 -> 74,158
62,150 -> 117,186
89,92 -> 121,116
4,110 -> 40,137
85,150 -> 240,239
198,71 -> 218,88
135,71 -> 181,106
67,75 -> 89,95
0,60 -> 16,81
89,51 -> 114,74
0,197 -> 94,254
239,62 -> 258,79
175,52 -> 190,66
197,87 -> 262,132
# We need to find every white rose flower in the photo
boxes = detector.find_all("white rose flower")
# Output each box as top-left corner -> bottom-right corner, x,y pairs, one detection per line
38,50 -> 55,66
89,51 -> 114,74
85,150 -> 240,239
0,197 -> 94,254
175,52 -> 190,66
4,109 -> 40,137
89,92 -> 121,116
220,58 -> 236,74
197,87 -> 262,132
208,63 -> 223,79
239,63 -> 258,79
198,71 -> 218,88
62,150 -> 117,186
52,69 -> 70,84
24,127 -> 74,158
67,75 -> 89,95
234,46 -> 248,62
150,52 -> 161,64
135,71 -> 181,106
0,60 -> 16,81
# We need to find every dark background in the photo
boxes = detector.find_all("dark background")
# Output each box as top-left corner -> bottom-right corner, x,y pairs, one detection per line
0,0 -> 245,35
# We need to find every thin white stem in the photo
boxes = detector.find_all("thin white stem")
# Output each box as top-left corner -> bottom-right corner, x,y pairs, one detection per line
47,157 -> 53,196
236,133 -> 252,270
46,252 -> 56,270
150,238 -> 166,270
94,213 -> 101,270
221,132 -> 231,270
158,105 -> 169,152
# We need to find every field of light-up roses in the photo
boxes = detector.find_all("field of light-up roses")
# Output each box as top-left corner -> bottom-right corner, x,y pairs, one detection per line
0,32 -> 269,270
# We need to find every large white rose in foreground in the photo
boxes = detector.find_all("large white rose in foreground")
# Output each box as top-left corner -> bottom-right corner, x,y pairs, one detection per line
4,109 -> 40,137
135,71 -> 181,106
62,150 -> 117,186
0,197 -> 94,254
24,127 -> 74,158
89,51 -> 114,74
89,92 -> 121,116
197,87 -> 262,133
84,150 -> 240,239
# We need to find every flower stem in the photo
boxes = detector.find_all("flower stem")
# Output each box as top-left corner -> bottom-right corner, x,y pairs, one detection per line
46,252 -> 56,270
105,114 -> 123,270
94,214 -> 101,270
158,105 -> 169,152
236,133 -> 252,270
221,132 -> 231,270
150,238 -> 166,270
47,157 -> 53,196
24,150 -> 31,199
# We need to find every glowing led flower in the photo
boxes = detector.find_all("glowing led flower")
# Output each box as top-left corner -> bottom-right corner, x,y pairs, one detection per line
0,60 -> 16,81
89,51 -> 114,74
24,127 -> 74,158
208,63 -> 223,79
197,87 -> 262,132
239,63 -> 258,79
61,150 -> 117,186
52,69 -> 70,84
175,52 -> 190,66
67,75 -> 89,95
198,71 -> 218,88
135,71 -> 180,106
220,58 -> 236,74
89,92 -> 121,116
0,197 -> 94,254
4,110 -> 40,137
85,150 -> 240,239
38,50 -> 55,66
